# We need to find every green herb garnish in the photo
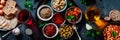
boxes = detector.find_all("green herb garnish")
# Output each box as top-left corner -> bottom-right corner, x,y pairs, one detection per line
56,36 -> 60,40
80,0 -> 87,4
68,2 -> 73,7
39,22 -> 48,28
85,32 -> 91,36
92,32 -> 95,38
112,31 -> 117,37
67,15 -> 75,20
96,31 -> 100,36
24,1 -> 33,10
85,29 -> 101,38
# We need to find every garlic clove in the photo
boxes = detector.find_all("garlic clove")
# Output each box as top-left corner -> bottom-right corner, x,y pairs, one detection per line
12,27 -> 20,36
86,24 -> 92,30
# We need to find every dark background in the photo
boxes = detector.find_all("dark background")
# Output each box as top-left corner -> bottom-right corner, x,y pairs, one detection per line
0,0 -> 120,40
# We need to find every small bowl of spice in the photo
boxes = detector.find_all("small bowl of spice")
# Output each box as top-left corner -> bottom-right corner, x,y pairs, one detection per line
52,13 -> 66,26
37,5 -> 53,21
42,23 -> 58,38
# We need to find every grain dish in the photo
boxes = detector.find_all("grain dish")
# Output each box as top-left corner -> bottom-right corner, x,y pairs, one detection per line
37,5 -> 53,21
40,7 -> 52,19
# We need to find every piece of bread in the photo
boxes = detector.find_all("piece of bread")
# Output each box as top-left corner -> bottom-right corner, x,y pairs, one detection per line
3,20 -> 10,30
109,10 -> 120,21
5,18 -> 18,30
3,0 -> 17,15
4,14 -> 15,19
0,16 -> 6,26
1,19 -> 8,28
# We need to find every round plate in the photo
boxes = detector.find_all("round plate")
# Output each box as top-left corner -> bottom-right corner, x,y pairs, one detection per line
0,18 -> 18,31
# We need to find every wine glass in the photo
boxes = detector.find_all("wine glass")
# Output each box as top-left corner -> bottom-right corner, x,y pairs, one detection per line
17,9 -> 40,40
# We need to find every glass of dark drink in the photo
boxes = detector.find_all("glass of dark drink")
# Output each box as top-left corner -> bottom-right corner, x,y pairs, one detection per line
17,9 -> 40,40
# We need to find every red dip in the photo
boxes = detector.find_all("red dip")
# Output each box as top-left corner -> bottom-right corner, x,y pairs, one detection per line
52,13 -> 65,25
44,24 -> 56,37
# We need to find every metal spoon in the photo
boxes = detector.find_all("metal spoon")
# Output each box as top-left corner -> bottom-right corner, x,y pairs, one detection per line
0,24 -> 21,40
72,25 -> 81,40
0,31 -> 12,40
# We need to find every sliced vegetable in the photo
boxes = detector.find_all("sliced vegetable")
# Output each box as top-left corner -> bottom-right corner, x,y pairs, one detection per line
66,6 -> 81,23
0,5 -> 4,9
1,0 -> 6,5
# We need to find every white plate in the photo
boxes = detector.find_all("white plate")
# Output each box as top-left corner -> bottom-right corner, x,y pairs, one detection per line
0,18 -> 18,31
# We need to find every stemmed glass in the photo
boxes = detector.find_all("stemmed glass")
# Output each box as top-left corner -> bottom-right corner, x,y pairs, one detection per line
17,9 -> 40,40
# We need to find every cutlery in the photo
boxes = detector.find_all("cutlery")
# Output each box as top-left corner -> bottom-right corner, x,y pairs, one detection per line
72,25 -> 81,40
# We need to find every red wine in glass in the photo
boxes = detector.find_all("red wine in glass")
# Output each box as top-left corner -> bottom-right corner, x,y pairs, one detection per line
17,9 -> 40,40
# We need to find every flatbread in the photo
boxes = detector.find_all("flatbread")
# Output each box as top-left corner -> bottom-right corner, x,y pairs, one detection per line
0,16 -> 18,30
109,10 -> 120,21
3,0 -> 17,15
3,18 -> 18,30
0,19 -> 6,26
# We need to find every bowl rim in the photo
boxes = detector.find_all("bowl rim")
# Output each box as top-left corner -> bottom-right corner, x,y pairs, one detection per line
37,5 -> 53,21
65,6 -> 82,24
42,23 -> 58,38
51,0 -> 67,12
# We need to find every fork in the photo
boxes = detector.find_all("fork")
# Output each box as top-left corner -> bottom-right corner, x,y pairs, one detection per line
72,25 -> 81,40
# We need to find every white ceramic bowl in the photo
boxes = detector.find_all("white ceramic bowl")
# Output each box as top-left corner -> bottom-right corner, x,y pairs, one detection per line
37,5 -> 53,21
42,23 -> 58,38
51,0 -> 67,12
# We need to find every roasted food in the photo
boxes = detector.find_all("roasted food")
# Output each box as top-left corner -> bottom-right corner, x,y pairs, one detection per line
59,25 -> 73,39
66,6 -> 82,24
103,25 -> 120,40
52,0 -> 66,11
